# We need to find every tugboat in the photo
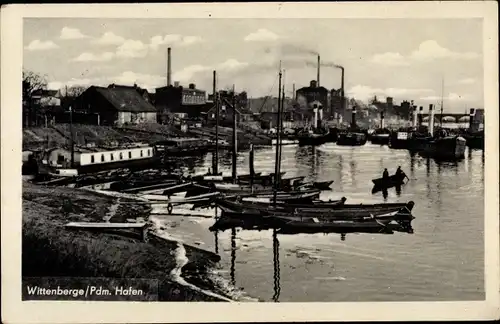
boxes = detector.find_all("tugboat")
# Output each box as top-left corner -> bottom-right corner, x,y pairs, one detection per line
369,110 -> 391,145
417,103 -> 466,161
336,106 -> 367,146
297,103 -> 330,146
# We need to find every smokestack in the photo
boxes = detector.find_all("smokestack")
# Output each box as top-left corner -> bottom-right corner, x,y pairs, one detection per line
418,106 -> 423,126
292,83 -> 296,100
317,55 -> 320,87
412,106 -> 418,127
313,105 -> 318,129
380,110 -> 385,129
429,104 -> 435,137
469,108 -> 475,130
351,106 -> 357,129
318,105 -> 323,129
340,67 -> 345,119
167,47 -> 172,86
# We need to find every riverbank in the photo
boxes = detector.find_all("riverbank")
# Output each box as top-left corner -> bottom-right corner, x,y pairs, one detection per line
22,182 -> 235,301
23,123 -> 272,152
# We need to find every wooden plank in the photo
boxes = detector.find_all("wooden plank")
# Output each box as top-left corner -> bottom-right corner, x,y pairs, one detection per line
65,222 -> 147,229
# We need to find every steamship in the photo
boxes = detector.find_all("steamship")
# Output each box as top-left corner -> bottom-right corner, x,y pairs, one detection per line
336,106 -> 367,146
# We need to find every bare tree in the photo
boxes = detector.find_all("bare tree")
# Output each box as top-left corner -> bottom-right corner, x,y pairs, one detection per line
64,85 -> 88,98
23,70 -> 48,127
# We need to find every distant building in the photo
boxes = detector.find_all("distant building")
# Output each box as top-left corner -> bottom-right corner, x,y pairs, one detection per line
330,88 -> 344,119
108,83 -> 154,105
296,80 -> 328,112
155,83 -> 207,123
70,85 -> 157,125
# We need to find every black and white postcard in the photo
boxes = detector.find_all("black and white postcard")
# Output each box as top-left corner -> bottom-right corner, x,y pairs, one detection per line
1,2 -> 499,323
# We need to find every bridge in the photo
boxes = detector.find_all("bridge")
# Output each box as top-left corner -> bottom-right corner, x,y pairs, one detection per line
418,109 -> 484,123
418,113 -> 471,123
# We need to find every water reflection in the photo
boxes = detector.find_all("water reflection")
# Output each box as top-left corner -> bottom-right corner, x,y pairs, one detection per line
230,228 -> 236,286
272,229 -> 281,302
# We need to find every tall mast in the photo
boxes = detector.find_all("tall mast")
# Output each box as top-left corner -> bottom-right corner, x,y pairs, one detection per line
278,69 -> 285,179
231,84 -> 237,183
440,77 -> 444,127
66,85 -> 74,168
273,64 -> 283,205
213,70 -> 219,174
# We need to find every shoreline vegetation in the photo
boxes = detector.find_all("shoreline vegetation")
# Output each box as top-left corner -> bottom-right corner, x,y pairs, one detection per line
22,182 -> 240,302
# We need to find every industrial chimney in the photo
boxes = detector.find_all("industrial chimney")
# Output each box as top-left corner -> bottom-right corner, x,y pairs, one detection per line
167,47 -> 172,86
429,104 -> 435,137
317,55 -> 321,87
469,108 -> 475,130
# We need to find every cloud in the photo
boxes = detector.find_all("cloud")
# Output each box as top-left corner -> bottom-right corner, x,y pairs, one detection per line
25,39 -> 59,51
217,59 -> 249,71
348,85 -> 433,101
149,34 -> 203,50
47,78 -> 95,90
420,92 -> 471,101
410,40 -> 480,61
370,52 -> 410,66
116,40 -> 149,58
244,29 -> 279,42
371,40 -> 480,66
71,52 -> 115,62
93,32 -> 125,45
60,27 -> 88,40
457,77 -> 476,85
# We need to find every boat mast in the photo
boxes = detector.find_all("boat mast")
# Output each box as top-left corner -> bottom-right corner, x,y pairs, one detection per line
213,70 -> 219,175
232,84 -> 238,183
67,85 -> 74,168
278,69 -> 285,179
440,77 -> 444,127
273,64 -> 283,205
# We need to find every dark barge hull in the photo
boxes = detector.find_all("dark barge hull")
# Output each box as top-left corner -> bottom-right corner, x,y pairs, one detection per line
418,136 -> 467,161
297,133 -> 330,146
336,133 -> 367,146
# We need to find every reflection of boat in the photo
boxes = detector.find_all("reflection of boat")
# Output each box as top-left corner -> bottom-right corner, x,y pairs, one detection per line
275,217 -> 414,235
418,136 -> 467,160
210,202 -> 415,233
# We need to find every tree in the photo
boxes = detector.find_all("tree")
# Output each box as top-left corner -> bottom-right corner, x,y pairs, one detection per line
23,70 -> 48,127
63,85 -> 87,98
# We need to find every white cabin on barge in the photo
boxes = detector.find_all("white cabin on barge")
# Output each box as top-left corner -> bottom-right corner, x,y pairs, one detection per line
39,145 -> 158,176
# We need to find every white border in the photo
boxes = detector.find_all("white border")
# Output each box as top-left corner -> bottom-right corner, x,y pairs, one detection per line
1,2 -> 499,323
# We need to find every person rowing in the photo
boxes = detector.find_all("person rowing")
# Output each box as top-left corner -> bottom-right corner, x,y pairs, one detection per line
382,168 -> 389,179
395,166 -> 409,182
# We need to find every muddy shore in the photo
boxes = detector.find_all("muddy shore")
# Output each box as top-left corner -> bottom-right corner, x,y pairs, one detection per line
22,182 -> 236,301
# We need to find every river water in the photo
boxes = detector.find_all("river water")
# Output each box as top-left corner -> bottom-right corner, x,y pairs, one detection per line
152,143 -> 485,302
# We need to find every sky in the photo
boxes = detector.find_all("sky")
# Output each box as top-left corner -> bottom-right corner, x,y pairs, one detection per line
23,18 -> 484,112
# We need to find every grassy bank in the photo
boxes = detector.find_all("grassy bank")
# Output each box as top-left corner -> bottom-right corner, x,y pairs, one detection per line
22,182 -> 232,301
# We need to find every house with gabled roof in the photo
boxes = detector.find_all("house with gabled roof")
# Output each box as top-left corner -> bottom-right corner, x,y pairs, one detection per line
70,85 -> 158,125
